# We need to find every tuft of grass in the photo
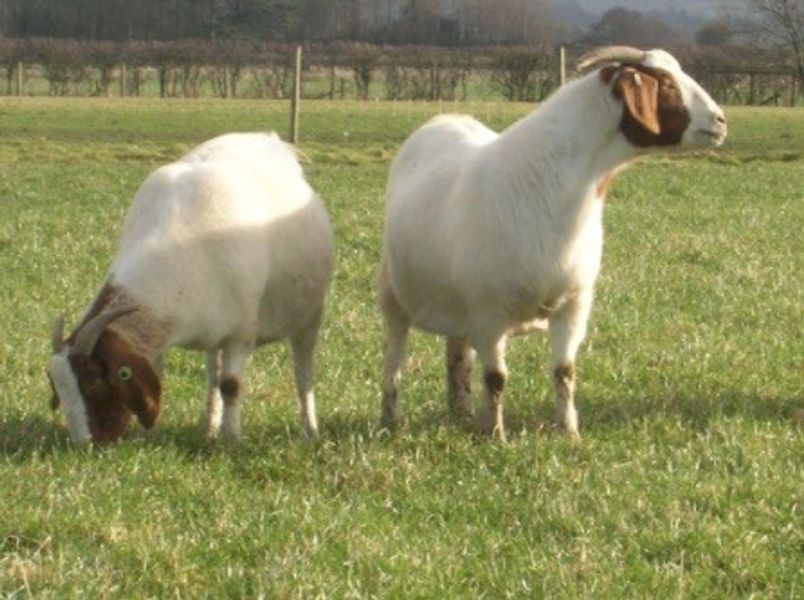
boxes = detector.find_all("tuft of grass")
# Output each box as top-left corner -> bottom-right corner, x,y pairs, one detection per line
1,98 -> 802,597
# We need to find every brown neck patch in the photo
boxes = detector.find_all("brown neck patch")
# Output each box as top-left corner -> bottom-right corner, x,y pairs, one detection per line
609,64 -> 691,148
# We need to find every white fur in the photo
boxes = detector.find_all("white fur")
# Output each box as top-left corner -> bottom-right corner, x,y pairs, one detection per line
49,352 -> 92,444
379,49 -> 726,439
113,133 -> 332,350
57,132 -> 334,442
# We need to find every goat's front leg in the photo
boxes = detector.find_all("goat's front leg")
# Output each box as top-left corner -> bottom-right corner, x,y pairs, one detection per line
204,349 -> 223,438
290,309 -> 323,439
219,342 -> 252,441
473,332 -> 509,442
548,291 -> 594,439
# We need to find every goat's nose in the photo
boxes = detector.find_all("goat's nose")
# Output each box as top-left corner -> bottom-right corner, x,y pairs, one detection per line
715,113 -> 727,126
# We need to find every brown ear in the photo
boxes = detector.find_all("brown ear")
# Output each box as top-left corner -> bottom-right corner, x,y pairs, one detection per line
616,68 -> 661,135
123,379 -> 162,429
121,362 -> 161,429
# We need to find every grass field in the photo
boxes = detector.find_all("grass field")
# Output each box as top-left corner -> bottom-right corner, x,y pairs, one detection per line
0,97 -> 802,597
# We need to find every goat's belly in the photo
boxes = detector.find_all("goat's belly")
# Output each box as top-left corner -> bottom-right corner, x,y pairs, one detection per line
391,274 -> 468,336
410,307 -> 466,337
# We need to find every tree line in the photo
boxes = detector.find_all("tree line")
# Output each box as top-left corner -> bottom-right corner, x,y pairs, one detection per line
0,1 -> 800,104
0,0 -> 561,46
0,36 -> 797,106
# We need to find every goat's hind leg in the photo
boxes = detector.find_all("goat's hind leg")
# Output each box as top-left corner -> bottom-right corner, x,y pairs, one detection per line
290,309 -> 323,439
204,349 -> 224,438
379,283 -> 410,429
446,336 -> 474,420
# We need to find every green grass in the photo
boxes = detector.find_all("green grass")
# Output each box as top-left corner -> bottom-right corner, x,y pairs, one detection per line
1,97 -> 802,597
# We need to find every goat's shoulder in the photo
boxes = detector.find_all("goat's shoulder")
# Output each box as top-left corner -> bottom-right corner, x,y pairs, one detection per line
179,132 -> 293,167
392,114 -> 496,180
418,113 -> 497,147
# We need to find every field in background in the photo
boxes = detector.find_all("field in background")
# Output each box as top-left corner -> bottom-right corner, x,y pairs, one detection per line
0,98 -> 802,596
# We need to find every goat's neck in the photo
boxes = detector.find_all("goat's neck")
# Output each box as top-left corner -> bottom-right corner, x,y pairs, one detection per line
79,283 -> 175,362
492,75 -> 635,214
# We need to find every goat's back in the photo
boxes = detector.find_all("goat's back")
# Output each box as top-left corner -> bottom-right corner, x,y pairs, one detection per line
387,114 -> 496,204
112,133 -> 333,348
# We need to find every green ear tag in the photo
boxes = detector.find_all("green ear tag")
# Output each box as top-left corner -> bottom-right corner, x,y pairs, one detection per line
118,366 -> 133,382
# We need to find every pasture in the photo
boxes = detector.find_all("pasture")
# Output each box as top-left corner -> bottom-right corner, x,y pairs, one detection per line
1,97 -> 802,596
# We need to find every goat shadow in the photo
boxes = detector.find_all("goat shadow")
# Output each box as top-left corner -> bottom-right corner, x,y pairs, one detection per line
2,388 -> 801,464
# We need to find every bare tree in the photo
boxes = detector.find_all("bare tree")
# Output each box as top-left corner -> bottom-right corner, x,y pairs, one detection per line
743,0 -> 804,90
581,7 -> 689,47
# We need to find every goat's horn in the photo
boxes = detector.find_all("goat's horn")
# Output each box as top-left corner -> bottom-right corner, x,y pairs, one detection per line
51,314 -> 66,353
576,46 -> 647,73
71,306 -> 137,357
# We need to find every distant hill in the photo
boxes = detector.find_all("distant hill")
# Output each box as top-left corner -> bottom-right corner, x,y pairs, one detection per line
573,0 -> 719,17
554,1 -> 599,28
554,0 -> 721,36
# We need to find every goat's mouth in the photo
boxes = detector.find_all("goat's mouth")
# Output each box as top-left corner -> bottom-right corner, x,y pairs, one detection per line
697,128 -> 727,146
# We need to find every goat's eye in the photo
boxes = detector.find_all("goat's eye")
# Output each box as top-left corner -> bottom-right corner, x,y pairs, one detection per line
117,366 -> 133,382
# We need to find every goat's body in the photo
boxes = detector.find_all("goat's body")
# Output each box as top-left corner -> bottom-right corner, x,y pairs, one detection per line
382,78 -> 618,344
379,51 -> 726,439
51,133 -> 333,443
114,133 -> 332,352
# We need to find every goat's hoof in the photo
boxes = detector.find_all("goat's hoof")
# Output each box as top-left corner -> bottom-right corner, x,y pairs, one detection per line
202,415 -> 222,439
474,413 -> 507,442
220,425 -> 242,445
491,424 -> 508,443
380,411 -> 403,432
447,403 -> 474,422
473,411 -> 491,434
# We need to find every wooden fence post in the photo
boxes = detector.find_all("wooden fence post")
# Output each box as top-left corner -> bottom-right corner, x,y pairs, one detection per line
290,45 -> 302,145
16,61 -> 24,96
558,46 -> 566,87
120,63 -> 127,97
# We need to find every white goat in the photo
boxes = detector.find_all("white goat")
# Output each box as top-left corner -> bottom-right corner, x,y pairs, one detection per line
48,132 -> 334,444
378,47 -> 727,440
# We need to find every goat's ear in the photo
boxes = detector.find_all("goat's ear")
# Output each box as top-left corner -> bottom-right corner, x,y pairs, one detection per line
124,373 -> 161,429
117,357 -> 161,429
616,68 -> 661,135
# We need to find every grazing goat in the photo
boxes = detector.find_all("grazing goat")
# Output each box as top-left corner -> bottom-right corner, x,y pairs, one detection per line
48,133 -> 334,444
378,47 -> 727,440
